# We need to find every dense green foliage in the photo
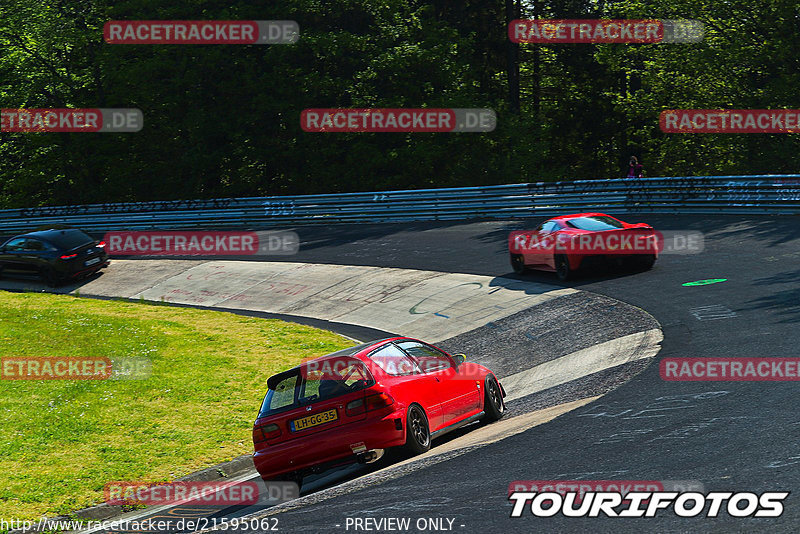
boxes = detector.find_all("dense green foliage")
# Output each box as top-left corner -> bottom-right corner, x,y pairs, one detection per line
1,0 -> 799,207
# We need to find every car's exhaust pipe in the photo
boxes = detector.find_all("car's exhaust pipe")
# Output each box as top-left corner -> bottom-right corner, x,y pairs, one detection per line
357,449 -> 384,464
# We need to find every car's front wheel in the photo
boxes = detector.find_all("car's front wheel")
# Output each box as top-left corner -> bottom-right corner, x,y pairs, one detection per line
403,404 -> 431,455
481,375 -> 505,422
555,254 -> 573,281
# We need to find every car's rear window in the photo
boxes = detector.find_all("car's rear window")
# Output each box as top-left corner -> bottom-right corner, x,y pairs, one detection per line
258,357 -> 374,418
565,216 -> 624,231
44,229 -> 94,250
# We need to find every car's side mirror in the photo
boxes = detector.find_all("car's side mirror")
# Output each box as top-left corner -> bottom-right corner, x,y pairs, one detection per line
453,354 -> 467,369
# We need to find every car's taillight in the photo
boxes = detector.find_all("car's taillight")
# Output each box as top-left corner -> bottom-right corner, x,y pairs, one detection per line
365,392 -> 394,411
60,253 -> 78,260
346,393 -> 394,416
96,241 -> 106,249
346,398 -> 365,417
253,423 -> 281,444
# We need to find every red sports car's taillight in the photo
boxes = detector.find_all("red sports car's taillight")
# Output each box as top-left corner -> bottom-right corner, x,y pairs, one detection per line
253,423 -> 281,444
346,393 -> 394,416
345,398 -> 365,416
365,392 -> 394,411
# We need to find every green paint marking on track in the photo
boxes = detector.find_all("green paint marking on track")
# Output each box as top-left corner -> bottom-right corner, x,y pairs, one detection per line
682,278 -> 728,287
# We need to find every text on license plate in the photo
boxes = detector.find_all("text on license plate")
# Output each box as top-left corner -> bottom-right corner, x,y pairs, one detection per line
85,258 -> 101,266
291,409 -> 338,431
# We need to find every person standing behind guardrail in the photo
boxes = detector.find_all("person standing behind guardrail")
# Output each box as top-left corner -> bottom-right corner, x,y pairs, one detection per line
626,156 -> 644,178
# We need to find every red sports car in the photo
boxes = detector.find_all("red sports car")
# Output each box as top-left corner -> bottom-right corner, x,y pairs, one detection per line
252,337 -> 505,485
508,212 -> 658,281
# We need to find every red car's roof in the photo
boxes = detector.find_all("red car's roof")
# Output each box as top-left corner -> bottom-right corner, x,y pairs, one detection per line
549,212 -> 616,220
300,336 -> 410,366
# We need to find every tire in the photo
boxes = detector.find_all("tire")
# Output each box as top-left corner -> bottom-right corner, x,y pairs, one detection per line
510,253 -> 527,274
41,267 -> 60,288
481,375 -> 505,422
635,254 -> 656,271
555,254 -> 573,281
403,404 -> 431,455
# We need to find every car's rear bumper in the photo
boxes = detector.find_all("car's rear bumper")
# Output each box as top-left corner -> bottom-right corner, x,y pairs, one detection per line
66,260 -> 110,278
253,409 -> 406,480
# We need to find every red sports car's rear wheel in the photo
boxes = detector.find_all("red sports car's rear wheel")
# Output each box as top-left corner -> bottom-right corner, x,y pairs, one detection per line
510,253 -> 527,274
403,404 -> 431,455
634,254 -> 656,271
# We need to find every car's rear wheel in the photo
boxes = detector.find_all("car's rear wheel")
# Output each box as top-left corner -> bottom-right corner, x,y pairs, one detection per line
555,254 -> 573,281
482,375 -> 505,422
633,254 -> 656,271
510,253 -> 527,274
403,404 -> 430,455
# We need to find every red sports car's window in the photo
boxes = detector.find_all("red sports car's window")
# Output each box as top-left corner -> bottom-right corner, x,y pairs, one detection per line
397,342 -> 452,373
369,344 -> 419,376
541,221 -> 560,233
566,216 -> 624,231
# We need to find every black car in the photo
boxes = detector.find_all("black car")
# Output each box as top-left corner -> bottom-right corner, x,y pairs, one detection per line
0,229 -> 109,287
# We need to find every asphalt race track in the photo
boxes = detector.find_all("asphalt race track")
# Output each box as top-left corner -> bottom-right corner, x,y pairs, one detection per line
6,213 -> 800,533
211,213 -> 800,533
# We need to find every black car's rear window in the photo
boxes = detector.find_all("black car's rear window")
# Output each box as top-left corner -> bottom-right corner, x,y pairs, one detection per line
565,216 -> 624,231
258,356 -> 374,418
43,230 -> 94,250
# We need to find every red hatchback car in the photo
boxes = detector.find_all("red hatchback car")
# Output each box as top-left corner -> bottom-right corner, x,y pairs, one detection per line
252,337 -> 506,485
508,212 -> 658,281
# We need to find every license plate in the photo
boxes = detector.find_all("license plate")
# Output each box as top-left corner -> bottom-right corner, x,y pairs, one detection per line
291,409 -> 338,432
85,257 -> 101,266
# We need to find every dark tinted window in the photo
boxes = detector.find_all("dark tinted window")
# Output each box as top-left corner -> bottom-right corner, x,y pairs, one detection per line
44,230 -> 94,250
566,216 -> 624,231
4,238 -> 27,251
258,357 -> 374,417
24,239 -> 45,251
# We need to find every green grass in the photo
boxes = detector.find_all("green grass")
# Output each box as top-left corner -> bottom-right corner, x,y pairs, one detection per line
0,291 -> 354,521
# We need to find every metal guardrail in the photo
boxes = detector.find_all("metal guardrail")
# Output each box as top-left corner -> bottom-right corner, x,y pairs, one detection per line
1,175 -> 799,233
